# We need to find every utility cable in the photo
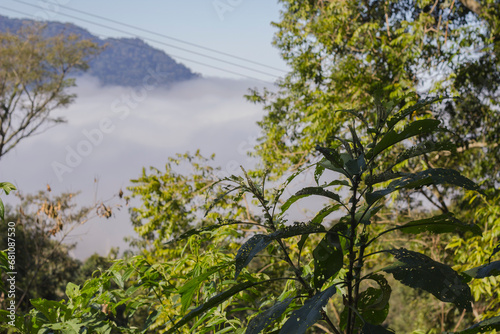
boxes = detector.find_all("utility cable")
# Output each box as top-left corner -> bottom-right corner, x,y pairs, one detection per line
7,0 -> 282,80
20,0 -> 287,74
0,5 -> 276,84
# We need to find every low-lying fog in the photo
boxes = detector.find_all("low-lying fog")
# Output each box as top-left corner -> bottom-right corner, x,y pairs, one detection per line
2,75 -> 269,259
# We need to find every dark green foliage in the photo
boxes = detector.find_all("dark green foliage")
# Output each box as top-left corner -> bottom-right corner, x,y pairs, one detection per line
397,213 -> 481,236
383,248 -> 472,312
246,298 -> 293,334
312,223 -> 347,289
278,285 -> 337,334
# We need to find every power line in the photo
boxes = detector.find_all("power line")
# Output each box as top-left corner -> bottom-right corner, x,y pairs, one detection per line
6,0 -> 283,80
25,0 -> 287,74
0,5 -> 275,84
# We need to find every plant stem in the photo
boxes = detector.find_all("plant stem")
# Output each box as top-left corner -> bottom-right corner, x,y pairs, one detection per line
347,175 -> 360,334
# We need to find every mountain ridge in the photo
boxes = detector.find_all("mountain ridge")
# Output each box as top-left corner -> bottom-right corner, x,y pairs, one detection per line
0,15 -> 200,87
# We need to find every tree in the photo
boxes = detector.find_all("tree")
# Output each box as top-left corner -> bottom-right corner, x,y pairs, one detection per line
0,24 -> 100,158
248,0 -> 500,185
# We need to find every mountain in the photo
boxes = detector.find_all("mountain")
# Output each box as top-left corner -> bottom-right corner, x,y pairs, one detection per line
0,15 -> 199,87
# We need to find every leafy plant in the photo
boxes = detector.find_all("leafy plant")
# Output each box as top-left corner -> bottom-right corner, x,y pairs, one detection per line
164,98 -> 498,333
0,182 -> 16,221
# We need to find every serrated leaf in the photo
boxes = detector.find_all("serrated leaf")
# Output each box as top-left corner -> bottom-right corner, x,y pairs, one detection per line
453,315 -> 500,334
245,298 -> 293,334
367,119 -> 441,159
383,248 -> 472,311
166,281 -> 265,334
313,223 -> 347,289
397,213 -> 481,235
462,260 -> 500,280
278,285 -> 337,334
179,264 -> 228,314
0,182 -> 16,195
366,168 -> 482,205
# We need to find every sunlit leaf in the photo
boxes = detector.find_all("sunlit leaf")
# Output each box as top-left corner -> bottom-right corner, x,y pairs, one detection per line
179,264 -> 228,314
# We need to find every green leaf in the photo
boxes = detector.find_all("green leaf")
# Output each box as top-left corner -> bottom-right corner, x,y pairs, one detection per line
356,205 -> 383,225
391,141 -> 456,168
235,224 -> 325,279
144,310 -> 160,332
65,282 -> 80,300
166,281 -> 266,334
366,168 -> 482,205
365,171 -> 403,186
386,97 -> 442,129
281,187 -> 341,213
310,204 -> 342,225
345,154 -> 366,176
179,264 -> 228,314
397,213 -> 481,236
30,299 -> 69,323
319,159 -> 351,178
313,223 -> 347,289
235,235 -> 272,280
245,298 -> 293,334
367,119 -> 441,159
278,285 -> 337,334
462,260 -> 500,280
383,248 -> 472,311
44,319 -> 84,333
316,145 -> 344,169
0,200 -> 4,222
0,182 -> 17,195
453,315 -> 500,334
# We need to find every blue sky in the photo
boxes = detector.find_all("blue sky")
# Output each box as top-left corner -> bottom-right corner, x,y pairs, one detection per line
0,0 -> 287,81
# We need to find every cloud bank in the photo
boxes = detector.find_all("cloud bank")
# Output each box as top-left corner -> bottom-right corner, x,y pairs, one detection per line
2,75 -> 268,259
